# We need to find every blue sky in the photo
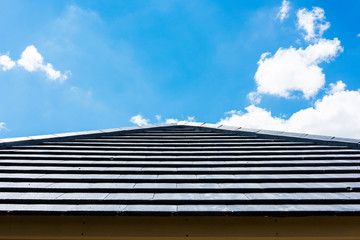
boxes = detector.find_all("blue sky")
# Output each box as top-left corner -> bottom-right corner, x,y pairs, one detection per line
0,0 -> 360,138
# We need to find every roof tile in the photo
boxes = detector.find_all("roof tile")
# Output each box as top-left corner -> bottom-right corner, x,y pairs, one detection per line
0,124 -> 359,216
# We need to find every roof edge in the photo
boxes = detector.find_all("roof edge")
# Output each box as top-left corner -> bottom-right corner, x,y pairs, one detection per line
0,123 -> 178,148
179,122 -> 360,149
0,122 -> 359,149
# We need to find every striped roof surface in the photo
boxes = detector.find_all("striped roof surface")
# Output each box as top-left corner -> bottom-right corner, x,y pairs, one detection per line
0,122 -> 360,216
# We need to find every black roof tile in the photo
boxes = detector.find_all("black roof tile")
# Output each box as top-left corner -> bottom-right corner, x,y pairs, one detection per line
0,123 -> 359,216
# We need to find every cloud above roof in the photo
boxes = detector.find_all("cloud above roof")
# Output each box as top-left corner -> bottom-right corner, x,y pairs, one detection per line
130,115 -> 196,126
130,114 -> 149,126
219,82 -> 360,138
253,5 -> 342,100
218,4 -> 360,138
0,45 -> 69,81
254,38 -> 343,99
126,2 -> 358,139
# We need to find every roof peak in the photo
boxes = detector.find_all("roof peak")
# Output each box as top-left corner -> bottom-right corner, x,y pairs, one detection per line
0,122 -> 359,149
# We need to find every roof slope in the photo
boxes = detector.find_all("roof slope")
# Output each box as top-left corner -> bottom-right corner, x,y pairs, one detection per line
0,123 -> 360,216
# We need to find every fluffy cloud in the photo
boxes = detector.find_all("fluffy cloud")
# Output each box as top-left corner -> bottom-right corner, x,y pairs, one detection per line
165,118 -> 178,124
328,80 -> 346,94
17,45 -> 68,81
219,84 -> 360,138
277,0 -> 290,22
0,55 -> 16,71
219,106 -> 286,132
0,45 -> 68,81
297,7 -> 330,41
254,38 -> 343,99
219,5 -> 359,138
130,114 -> 149,126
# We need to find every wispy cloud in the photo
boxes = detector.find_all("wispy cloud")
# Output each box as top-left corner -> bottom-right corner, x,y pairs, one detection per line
187,116 -> 195,122
0,45 -> 69,81
297,7 -> 330,41
155,115 -> 162,121
247,91 -> 262,105
0,122 -> 6,132
277,0 -> 290,22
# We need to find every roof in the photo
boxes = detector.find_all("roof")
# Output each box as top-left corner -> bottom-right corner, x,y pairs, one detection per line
0,122 -> 360,216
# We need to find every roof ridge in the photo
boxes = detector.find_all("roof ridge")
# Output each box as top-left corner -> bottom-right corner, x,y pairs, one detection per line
0,122 -> 359,149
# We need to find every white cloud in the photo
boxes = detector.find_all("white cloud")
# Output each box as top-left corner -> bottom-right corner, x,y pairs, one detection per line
277,0 -> 290,22
154,115 -> 195,124
130,114 -> 149,126
297,7 -> 330,41
357,33 -> 360,38
254,38 -> 343,99
0,122 -> 6,131
0,45 -> 69,81
0,55 -> 16,71
219,105 -> 286,132
219,86 -> 360,139
328,80 -> 346,94
130,115 -> 194,125
165,118 -> 178,124
166,117 -> 194,123
219,4 -> 359,139
187,116 -> 195,122
17,45 -> 68,81
247,91 -> 262,105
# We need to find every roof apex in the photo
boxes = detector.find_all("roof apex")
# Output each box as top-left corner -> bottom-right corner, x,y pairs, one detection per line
0,122 -> 359,149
